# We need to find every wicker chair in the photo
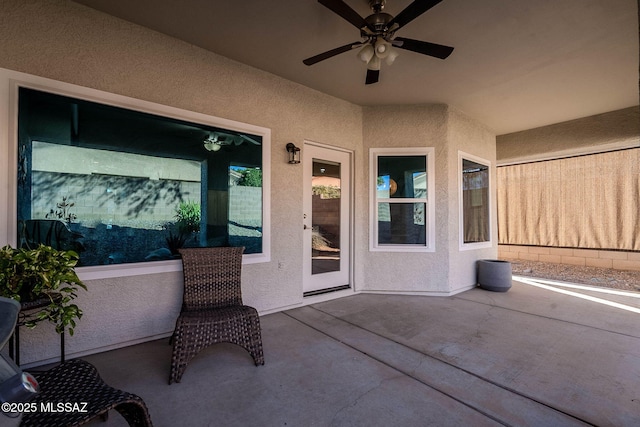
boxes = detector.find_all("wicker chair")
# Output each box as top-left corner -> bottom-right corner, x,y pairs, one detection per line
21,359 -> 152,427
169,247 -> 264,384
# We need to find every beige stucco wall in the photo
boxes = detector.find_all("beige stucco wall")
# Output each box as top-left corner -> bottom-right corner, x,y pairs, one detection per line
496,106 -> 640,164
360,105 -> 497,295
361,105 -> 450,294
446,108 -> 498,293
0,0 -> 364,365
0,0 -> 497,365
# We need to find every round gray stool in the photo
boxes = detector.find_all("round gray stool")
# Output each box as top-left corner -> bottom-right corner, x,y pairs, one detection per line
477,259 -> 512,292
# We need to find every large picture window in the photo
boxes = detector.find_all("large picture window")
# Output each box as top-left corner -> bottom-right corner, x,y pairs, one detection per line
459,152 -> 491,249
16,87 -> 269,267
370,148 -> 435,252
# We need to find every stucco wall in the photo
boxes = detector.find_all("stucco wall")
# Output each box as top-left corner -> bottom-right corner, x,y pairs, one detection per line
0,0 -> 364,365
0,0 -> 498,366
496,106 -> 640,164
362,105 -> 449,294
446,108 -> 498,293
361,105 -> 497,295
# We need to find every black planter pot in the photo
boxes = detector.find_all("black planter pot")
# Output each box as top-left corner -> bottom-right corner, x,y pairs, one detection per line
477,259 -> 512,292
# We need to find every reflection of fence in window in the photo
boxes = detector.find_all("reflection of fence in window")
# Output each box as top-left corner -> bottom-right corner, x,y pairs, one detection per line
31,142 -> 201,226
228,166 -> 263,253
33,171 -> 201,224
228,186 -> 263,253
18,87 -> 266,266
28,142 -> 202,265
30,173 -> 201,266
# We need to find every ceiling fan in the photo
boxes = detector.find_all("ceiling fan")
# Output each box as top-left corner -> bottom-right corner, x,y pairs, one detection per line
203,131 -> 260,152
303,0 -> 454,85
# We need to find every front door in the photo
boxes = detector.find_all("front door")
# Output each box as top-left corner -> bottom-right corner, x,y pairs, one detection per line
303,143 -> 351,296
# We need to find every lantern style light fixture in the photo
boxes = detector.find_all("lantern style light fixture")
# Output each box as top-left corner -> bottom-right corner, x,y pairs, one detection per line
286,143 -> 301,164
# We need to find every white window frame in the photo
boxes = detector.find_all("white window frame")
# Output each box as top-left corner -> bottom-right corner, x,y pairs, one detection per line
458,151 -> 492,251
0,69 -> 271,280
369,147 -> 435,252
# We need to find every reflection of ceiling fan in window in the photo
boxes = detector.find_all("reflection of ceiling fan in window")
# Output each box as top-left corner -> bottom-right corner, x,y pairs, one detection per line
203,131 -> 261,152
303,0 -> 454,85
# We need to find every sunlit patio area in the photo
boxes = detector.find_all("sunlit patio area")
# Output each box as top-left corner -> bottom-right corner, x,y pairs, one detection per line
78,280 -> 640,426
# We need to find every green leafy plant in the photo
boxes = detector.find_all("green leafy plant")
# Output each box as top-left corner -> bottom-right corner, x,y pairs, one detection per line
165,201 -> 201,254
0,244 -> 86,335
237,168 -> 262,187
175,201 -> 201,235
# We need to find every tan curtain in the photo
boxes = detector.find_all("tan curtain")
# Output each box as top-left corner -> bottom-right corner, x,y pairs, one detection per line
462,170 -> 489,243
497,148 -> 640,250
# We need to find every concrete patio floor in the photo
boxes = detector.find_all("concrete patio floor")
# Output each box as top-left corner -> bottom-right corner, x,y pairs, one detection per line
81,279 -> 640,426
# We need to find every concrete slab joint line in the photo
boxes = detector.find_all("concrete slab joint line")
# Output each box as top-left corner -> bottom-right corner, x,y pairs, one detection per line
285,303 -> 593,426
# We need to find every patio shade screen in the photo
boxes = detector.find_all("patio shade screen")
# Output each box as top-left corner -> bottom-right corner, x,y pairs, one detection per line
497,148 -> 640,251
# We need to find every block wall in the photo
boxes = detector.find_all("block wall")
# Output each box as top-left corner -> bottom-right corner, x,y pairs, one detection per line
498,244 -> 640,272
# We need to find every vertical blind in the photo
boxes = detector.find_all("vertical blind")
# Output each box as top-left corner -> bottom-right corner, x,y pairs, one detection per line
497,148 -> 640,251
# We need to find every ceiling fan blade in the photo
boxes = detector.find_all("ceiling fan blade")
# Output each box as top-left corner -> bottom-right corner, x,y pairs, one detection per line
394,37 -> 453,59
303,41 -> 363,66
365,69 -> 380,85
388,0 -> 443,30
318,0 -> 371,30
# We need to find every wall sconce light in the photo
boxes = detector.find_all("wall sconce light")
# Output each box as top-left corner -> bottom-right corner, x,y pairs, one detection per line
286,143 -> 301,164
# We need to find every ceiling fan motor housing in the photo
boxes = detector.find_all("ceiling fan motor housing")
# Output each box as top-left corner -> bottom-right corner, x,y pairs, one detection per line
364,12 -> 394,35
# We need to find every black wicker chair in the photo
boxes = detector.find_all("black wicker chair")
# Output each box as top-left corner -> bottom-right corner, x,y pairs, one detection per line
21,359 -> 152,427
169,247 -> 264,384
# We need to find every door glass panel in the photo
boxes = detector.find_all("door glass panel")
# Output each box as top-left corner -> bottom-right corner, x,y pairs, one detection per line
311,160 -> 341,275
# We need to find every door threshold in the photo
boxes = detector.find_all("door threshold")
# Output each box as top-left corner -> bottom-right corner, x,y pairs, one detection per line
303,285 -> 351,298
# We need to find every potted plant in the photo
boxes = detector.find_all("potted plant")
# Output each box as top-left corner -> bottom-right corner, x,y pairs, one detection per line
0,244 -> 86,335
166,201 -> 201,255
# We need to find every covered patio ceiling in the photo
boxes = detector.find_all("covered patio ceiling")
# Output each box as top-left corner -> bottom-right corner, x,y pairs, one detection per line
72,0 -> 639,135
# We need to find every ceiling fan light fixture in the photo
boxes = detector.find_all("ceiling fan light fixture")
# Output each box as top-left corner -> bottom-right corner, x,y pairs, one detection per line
204,135 -> 222,152
385,47 -> 399,65
374,38 -> 391,59
204,142 -> 221,152
367,55 -> 381,71
358,44 -> 375,63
